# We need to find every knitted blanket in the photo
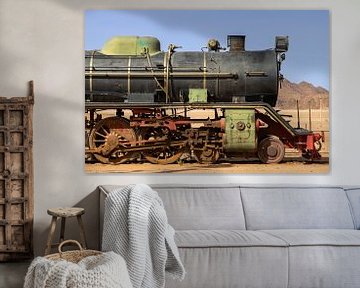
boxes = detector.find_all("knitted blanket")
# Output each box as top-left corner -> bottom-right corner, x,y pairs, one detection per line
102,184 -> 185,288
24,251 -> 133,288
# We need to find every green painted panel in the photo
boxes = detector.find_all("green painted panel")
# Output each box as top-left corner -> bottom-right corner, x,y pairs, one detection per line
224,109 -> 256,152
188,89 -> 208,103
101,36 -> 161,56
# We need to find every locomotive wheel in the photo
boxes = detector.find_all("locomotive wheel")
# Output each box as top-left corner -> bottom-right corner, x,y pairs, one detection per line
89,117 -> 137,164
194,148 -> 220,164
257,136 -> 285,164
141,127 -> 185,164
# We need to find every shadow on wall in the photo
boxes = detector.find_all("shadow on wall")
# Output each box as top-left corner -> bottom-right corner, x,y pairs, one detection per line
73,187 -> 101,250
38,187 -> 100,256
0,38 -> 31,96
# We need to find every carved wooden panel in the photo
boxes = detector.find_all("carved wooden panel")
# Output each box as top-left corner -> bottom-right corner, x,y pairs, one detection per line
0,82 -> 34,261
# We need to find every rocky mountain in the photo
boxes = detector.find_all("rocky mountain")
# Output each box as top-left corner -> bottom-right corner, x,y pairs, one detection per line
276,79 -> 329,109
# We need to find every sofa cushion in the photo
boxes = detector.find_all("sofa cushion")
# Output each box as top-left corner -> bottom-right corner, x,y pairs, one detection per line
175,230 -> 288,248
165,246 -> 288,288
260,229 -> 360,288
287,246 -> 360,288
261,229 -> 360,246
241,187 -> 355,230
154,186 -> 246,230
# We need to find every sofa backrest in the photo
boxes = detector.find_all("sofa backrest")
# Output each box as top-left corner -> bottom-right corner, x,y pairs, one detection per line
240,187 -> 355,230
100,185 -> 358,232
153,186 -> 246,230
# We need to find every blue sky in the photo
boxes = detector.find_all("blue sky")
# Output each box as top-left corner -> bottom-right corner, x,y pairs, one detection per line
85,10 -> 329,89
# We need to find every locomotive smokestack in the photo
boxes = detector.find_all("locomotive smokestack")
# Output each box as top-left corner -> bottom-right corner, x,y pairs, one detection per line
227,35 -> 246,51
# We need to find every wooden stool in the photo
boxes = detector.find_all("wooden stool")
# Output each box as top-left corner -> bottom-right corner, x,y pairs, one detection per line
45,207 -> 87,255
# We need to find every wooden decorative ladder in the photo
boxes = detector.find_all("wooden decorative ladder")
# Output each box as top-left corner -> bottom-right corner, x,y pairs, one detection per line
0,81 -> 34,261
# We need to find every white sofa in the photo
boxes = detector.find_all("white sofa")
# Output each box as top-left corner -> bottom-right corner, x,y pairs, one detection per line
99,185 -> 360,288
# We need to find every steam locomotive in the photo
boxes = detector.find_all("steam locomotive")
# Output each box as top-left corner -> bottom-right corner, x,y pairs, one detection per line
85,35 -> 322,164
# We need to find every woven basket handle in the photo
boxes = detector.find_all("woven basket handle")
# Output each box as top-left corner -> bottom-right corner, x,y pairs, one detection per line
58,240 -> 83,255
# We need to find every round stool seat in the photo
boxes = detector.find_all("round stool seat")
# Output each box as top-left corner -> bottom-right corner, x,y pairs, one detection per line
45,207 -> 87,255
47,207 -> 85,218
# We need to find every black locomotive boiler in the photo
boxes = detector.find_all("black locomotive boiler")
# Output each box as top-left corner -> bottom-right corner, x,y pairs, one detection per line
85,35 -> 322,164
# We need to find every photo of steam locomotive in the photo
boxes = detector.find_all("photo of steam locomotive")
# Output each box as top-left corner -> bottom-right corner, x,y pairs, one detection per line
85,34 -> 323,166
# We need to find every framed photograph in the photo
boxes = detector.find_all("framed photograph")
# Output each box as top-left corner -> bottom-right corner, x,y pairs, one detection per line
84,10 -> 329,174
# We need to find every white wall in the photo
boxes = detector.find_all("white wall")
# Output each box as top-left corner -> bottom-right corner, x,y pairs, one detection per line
0,0 -> 359,256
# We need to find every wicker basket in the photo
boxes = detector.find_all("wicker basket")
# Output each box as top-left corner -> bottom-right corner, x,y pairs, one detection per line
45,240 -> 102,263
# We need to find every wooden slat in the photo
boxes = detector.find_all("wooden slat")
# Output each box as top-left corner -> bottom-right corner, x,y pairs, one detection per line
25,98 -> 33,255
4,106 -> 12,249
0,244 -> 28,252
0,173 -> 28,180
0,219 -> 27,226
0,127 -> 26,132
0,199 -> 27,205
0,147 -> 27,153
